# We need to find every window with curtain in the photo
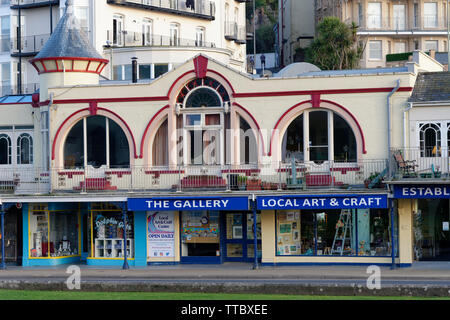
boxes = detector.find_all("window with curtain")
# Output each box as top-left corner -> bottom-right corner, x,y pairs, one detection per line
367,2 -> 381,28
423,2 -> 438,28
368,40 -> 382,60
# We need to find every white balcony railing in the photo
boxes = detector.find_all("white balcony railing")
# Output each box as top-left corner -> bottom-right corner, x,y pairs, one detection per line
0,160 -> 393,195
390,148 -> 450,180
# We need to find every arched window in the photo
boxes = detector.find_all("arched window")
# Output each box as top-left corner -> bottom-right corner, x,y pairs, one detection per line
175,78 -> 231,166
419,123 -> 441,157
240,116 -> 257,164
17,133 -> 33,165
0,134 -> 11,165
282,110 -> 357,163
63,116 -> 130,169
185,87 -> 222,108
447,122 -> 450,157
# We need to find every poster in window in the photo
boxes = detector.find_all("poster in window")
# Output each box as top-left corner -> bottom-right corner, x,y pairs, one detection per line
147,212 -> 175,258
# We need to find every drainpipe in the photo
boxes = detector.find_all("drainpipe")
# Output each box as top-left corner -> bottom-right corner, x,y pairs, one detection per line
403,102 -> 413,155
387,80 -> 401,178
48,93 -> 53,190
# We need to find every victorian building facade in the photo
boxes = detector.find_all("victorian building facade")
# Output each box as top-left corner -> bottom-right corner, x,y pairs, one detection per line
0,2 -> 448,268
315,0 -> 450,69
1,0 -> 247,97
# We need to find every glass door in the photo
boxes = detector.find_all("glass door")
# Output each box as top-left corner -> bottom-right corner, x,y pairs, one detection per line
223,212 -> 261,262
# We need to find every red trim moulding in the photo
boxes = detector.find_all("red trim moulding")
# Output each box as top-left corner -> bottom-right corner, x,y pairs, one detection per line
233,102 -> 266,156
52,107 -> 139,160
268,99 -> 368,156
233,87 -> 413,98
139,105 -> 170,159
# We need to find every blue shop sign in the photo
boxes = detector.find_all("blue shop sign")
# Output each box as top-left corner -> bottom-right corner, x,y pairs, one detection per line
257,194 -> 388,210
393,185 -> 450,199
128,196 -> 249,211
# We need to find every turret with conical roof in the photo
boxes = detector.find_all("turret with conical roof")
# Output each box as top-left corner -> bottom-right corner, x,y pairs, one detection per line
30,0 -> 109,101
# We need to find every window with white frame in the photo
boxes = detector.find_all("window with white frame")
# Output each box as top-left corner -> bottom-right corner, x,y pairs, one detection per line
0,127 -> 33,166
17,133 -> 33,165
393,4 -> 406,30
176,78 -> 231,166
112,15 -> 124,46
142,18 -> 152,46
0,133 -> 11,165
423,2 -> 438,28
424,40 -> 438,51
367,2 -> 382,29
170,23 -> 179,46
63,116 -> 130,169
0,15 -> 10,53
419,122 -> 442,157
394,42 -> 406,53
74,6 -> 89,31
195,27 -> 205,47
368,40 -> 382,60
448,122 -> 450,156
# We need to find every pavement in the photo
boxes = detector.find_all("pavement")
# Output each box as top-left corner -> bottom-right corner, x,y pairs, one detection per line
0,262 -> 450,297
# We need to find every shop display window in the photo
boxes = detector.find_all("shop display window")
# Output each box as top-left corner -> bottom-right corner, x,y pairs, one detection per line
88,210 -> 134,259
29,204 -> 80,258
276,209 -> 396,257
49,212 -> 79,257
181,211 -> 220,257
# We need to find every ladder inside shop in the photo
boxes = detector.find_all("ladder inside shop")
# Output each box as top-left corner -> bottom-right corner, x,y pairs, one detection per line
331,209 -> 353,256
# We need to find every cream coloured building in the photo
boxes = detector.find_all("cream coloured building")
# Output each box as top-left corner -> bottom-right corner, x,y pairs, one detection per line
316,0 -> 450,68
2,0 -> 247,97
0,2 -> 448,268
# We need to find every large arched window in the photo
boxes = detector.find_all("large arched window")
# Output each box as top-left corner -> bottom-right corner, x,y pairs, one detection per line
63,116 -> 130,169
419,122 -> 441,157
17,133 -> 33,165
282,109 -> 357,163
175,78 -> 231,166
0,134 -> 11,165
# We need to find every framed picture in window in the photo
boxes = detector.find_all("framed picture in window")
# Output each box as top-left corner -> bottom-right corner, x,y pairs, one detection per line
232,226 -> 243,239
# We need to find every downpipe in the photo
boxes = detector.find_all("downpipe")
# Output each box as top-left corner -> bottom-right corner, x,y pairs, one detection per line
387,80 -> 401,178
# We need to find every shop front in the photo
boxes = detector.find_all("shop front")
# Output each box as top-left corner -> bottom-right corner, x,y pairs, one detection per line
23,203 -> 82,267
128,196 -> 257,264
393,184 -> 450,261
256,193 -> 400,266
0,205 -> 22,265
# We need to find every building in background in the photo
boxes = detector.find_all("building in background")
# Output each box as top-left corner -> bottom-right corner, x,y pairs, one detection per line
315,0 -> 450,69
0,0 -> 247,96
0,0 -> 447,268
278,0 -> 315,67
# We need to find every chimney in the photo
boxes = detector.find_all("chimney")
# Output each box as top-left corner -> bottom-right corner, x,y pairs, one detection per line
132,57 -> 138,83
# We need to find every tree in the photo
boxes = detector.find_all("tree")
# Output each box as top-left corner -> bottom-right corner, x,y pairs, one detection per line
306,17 -> 365,70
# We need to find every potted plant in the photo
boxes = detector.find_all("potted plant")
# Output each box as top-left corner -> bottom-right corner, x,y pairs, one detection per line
364,172 -> 381,188
237,176 -> 247,190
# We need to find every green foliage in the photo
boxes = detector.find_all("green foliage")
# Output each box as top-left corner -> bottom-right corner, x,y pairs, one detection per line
386,52 -> 413,62
306,17 -> 364,70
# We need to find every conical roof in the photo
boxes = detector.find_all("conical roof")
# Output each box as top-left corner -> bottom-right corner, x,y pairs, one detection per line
35,0 -> 102,60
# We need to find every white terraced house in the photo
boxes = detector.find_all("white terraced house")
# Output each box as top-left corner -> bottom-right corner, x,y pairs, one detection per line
0,0 -> 247,97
